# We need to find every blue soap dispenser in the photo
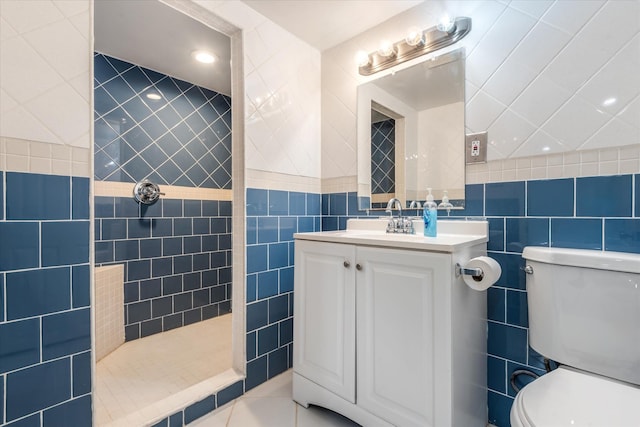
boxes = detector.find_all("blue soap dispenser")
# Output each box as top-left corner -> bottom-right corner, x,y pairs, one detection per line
423,188 -> 437,237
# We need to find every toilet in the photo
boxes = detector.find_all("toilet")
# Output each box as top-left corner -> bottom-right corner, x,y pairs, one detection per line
510,247 -> 640,427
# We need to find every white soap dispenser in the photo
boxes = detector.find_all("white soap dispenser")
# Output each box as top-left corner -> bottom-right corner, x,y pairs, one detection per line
438,190 -> 454,215
423,188 -> 437,237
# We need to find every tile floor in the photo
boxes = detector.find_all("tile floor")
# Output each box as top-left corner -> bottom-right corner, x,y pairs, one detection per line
95,314 -> 232,426
190,370 -> 361,427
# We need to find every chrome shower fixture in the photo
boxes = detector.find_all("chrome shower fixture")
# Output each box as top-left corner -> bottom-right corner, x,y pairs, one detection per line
133,179 -> 165,205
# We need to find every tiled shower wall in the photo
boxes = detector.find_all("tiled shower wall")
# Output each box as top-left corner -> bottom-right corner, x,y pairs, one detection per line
93,54 -> 233,341
0,172 -> 92,426
94,53 -> 232,188
371,119 -> 395,195
95,196 -> 232,341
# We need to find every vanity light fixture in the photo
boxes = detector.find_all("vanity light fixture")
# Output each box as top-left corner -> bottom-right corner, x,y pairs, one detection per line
358,16 -> 471,76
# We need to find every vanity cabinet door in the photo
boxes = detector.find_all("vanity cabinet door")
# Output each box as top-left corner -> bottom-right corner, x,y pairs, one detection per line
293,240 -> 356,403
356,247 -> 452,427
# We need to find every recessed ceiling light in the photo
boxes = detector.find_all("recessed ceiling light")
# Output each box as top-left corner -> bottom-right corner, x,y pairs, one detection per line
192,50 -> 216,64
146,93 -> 162,100
602,97 -> 617,107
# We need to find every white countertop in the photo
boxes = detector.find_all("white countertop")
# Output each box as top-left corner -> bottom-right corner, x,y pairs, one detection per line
294,219 -> 488,253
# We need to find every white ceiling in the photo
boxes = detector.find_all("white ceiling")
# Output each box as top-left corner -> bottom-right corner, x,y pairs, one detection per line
241,0 -> 423,51
94,0 -> 232,95
93,0 -> 421,96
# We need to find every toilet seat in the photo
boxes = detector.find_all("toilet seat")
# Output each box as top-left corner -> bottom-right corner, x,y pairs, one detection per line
510,366 -> 640,427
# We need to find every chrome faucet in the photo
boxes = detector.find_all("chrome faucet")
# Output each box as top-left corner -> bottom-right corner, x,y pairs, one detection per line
385,198 -> 403,218
385,198 -> 414,234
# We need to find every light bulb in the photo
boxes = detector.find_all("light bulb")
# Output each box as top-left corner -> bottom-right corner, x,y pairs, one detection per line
437,14 -> 456,33
192,50 -> 216,64
354,50 -> 370,67
377,40 -> 396,57
405,26 -> 424,46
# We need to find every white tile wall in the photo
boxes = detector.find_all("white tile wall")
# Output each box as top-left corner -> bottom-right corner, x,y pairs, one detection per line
0,0 -> 91,150
196,0 -> 322,191
322,0 -> 640,187
95,264 -> 125,362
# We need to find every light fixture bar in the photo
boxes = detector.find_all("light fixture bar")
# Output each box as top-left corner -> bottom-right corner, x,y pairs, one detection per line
359,17 -> 471,76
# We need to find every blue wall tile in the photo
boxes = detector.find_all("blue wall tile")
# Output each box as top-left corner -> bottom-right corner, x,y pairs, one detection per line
217,381 -> 244,407
488,322 -> 527,364
279,217 -> 296,242
487,288 -> 505,322
6,358 -> 70,421
94,197 -> 114,218
485,181 -> 525,216
307,193 -> 321,215
605,219 -> 640,253
128,219 -> 151,238
72,265 -> 91,308
451,183 -> 484,216
245,355 -> 268,391
269,243 -> 289,269
268,295 -> 289,324
101,218 -> 127,240
0,319 -> 40,374
506,290 -> 528,327
489,252 -> 525,290
43,395 -> 91,427
41,221 -> 89,266
280,318 -> 293,346
72,351 -> 91,396
257,271 -> 278,299
487,356 -> 506,393
289,192 -> 306,215
551,218 -> 602,249
257,217 -> 279,243
72,177 -> 90,219
42,309 -> 91,360
184,396 -> 216,424
634,174 -> 640,218
4,414 -> 40,427
0,223 -> 39,271
488,391 -> 514,427
268,347 -> 288,378
505,218 -> 549,253
115,240 -> 140,262
329,193 -> 347,216
576,175 -> 632,217
6,173 -> 69,220
247,245 -> 268,274
6,268 -> 70,320
247,189 -> 268,216
246,300 -> 268,332
487,218 -> 504,251
269,190 -> 288,216
527,178 -> 574,217
0,171 -> 4,220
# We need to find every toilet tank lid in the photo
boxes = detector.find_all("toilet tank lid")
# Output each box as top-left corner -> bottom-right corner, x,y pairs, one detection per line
522,247 -> 640,274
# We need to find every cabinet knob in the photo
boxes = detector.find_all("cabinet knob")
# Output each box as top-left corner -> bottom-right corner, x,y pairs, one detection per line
356,264 -> 362,271
343,260 -> 350,268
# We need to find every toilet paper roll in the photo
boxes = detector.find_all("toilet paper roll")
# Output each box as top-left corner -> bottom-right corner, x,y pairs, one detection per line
462,256 -> 502,291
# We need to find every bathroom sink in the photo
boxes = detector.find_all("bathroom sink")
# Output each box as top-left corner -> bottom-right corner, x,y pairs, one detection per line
294,218 -> 488,252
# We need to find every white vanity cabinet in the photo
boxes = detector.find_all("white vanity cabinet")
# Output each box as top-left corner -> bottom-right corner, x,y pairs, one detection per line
293,220 -> 488,427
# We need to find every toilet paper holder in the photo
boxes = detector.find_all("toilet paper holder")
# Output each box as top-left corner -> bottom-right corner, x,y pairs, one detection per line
455,263 -> 484,280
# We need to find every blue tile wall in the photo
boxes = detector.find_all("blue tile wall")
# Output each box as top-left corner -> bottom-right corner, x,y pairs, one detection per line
244,188 -> 321,393
94,53 -> 232,188
441,174 -> 639,427
371,119 -> 396,195
0,172 -> 91,426
96,197 -> 232,341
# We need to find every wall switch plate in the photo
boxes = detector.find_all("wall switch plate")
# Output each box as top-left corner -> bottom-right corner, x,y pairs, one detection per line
465,132 -> 487,164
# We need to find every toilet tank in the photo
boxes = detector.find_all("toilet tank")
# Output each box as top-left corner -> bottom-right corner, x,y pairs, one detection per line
522,247 -> 640,386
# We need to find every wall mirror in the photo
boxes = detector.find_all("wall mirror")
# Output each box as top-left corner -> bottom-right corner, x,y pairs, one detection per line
357,48 -> 465,210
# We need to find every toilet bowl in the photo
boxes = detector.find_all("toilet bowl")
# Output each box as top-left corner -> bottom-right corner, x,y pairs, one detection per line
510,366 -> 640,427
510,247 -> 640,427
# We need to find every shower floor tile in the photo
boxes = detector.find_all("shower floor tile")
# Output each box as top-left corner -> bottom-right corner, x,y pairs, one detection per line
95,314 -> 232,426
